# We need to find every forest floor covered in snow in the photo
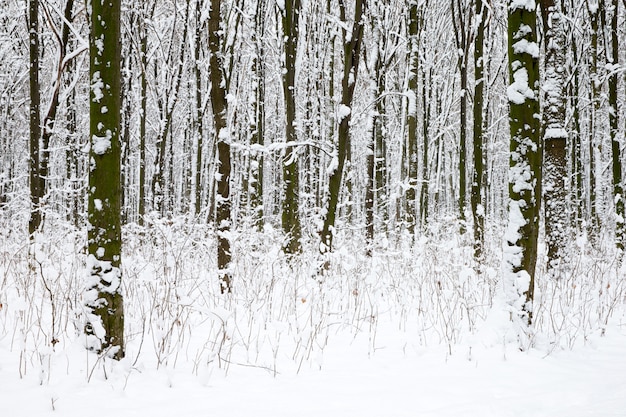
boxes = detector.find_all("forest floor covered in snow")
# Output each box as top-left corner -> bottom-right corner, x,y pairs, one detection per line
1,218 -> 626,416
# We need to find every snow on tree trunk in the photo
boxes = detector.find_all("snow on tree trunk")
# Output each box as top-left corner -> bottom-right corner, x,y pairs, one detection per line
541,0 -> 569,270
281,0 -> 303,255
209,0 -> 232,293
319,0 -> 365,255
472,0 -> 487,262
28,0 -> 41,237
405,1 -> 421,239
504,0 -> 541,327
607,0 -> 623,252
86,0 -> 124,359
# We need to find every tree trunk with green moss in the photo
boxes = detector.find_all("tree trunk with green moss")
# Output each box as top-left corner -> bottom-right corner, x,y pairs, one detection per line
505,0 -> 541,325
86,0 -> 124,359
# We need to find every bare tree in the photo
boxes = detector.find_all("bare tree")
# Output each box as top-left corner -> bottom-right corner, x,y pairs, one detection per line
320,0 -> 366,254
208,0 -> 232,293
280,0 -> 303,255
505,0 -> 541,325
85,0 -> 124,359
540,0 -> 569,269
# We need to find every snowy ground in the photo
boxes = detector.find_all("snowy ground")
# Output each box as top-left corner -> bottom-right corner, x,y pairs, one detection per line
2,328 -> 625,417
2,221 -> 626,416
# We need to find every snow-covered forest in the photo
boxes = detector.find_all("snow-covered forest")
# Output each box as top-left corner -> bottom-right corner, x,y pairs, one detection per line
1,0 -> 626,415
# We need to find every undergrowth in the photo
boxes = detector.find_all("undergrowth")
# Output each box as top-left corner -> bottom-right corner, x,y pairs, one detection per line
0,215 -> 624,381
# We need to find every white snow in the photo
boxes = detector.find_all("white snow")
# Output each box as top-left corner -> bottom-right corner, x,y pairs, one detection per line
509,0 -> 536,12
337,104 -> 351,122
512,39 -> 539,58
406,90 -> 417,117
91,71 -> 104,103
94,35 -> 104,56
544,127 -> 567,139
1,308 -> 625,417
92,129 -> 112,155
2,222 -> 625,417
507,68 -> 535,104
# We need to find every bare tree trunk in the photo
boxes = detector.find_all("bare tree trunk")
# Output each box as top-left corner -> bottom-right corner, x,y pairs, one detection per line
587,0 -> 601,238
505,0 -> 541,325
451,0 -> 470,234
194,0 -> 205,217
86,0 -> 124,359
607,0 -> 623,250
471,0 -> 486,261
281,0 -> 303,255
28,0 -> 42,237
541,0 -> 569,269
209,0 -> 232,293
405,1 -> 422,239
564,0 -> 583,231
419,65 -> 431,230
320,0 -> 366,254
137,4 -> 152,226
249,0 -> 265,231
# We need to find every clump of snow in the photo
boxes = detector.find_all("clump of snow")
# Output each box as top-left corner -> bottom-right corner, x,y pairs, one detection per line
337,104 -> 351,122
509,0 -> 537,12
507,68 -> 535,104
544,128 -> 567,139
406,90 -> 417,117
91,71 -> 104,102
512,39 -> 539,58
94,34 -> 105,56
92,129 -> 112,155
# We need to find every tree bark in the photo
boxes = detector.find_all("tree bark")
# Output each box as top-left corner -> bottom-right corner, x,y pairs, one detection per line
249,0 -> 266,231
209,0 -> 232,292
194,0 -> 205,217
505,0 -> 541,325
540,0 -> 569,269
28,0 -> 42,237
137,4 -> 151,226
607,0 -> 623,250
471,0 -> 486,261
86,0 -> 124,359
281,0 -> 303,255
320,0 -> 366,254
451,0 -> 470,234
587,0 -> 601,237
405,1 -> 421,238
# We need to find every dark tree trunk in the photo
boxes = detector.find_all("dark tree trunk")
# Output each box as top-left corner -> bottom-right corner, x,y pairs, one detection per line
86,0 -> 124,359
505,0 -> 541,325
28,0 -> 42,237
209,0 -> 232,293
320,0 -> 366,254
